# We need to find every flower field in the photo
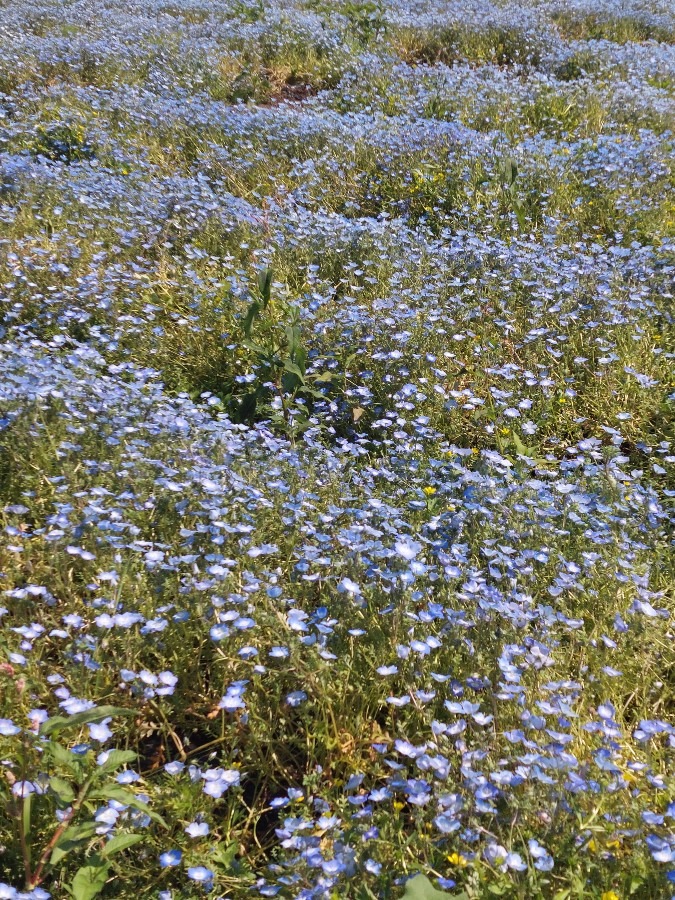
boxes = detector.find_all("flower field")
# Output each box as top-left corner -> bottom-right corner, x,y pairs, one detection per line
0,0 -> 674,896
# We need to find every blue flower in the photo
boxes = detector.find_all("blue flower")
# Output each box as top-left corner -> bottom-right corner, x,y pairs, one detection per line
159,849 -> 182,868
187,866 -> 214,883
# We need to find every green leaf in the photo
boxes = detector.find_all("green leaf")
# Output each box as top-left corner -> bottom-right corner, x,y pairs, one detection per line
211,840 -> 238,872
100,832 -> 144,858
243,300 -> 261,338
93,750 -> 137,777
294,345 -> 307,376
241,338 -> 267,356
257,267 -> 272,306
70,859 -> 109,900
284,323 -> 300,358
500,157 -> 518,185
56,821 -> 99,844
304,387 -> 329,400
281,371 -> 301,393
401,874 -> 469,900
43,741 -> 83,774
282,359 -> 305,380
50,821 -> 99,866
49,775 -> 77,804
40,706 -> 134,737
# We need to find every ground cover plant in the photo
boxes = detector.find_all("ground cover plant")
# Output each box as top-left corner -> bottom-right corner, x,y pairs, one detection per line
0,0 -> 674,897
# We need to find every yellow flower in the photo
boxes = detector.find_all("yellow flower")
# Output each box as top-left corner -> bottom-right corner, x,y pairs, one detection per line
423,485 -> 436,496
601,891 -> 620,900
393,801 -> 405,812
587,838 -> 598,853
447,852 -> 468,867
471,447 -> 479,455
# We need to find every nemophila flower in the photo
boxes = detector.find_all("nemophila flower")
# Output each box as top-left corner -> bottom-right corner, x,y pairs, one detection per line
12,781 -> 36,798
0,719 -> 19,736
187,867 -> 213,884
337,577 -> 361,595
286,691 -> 307,707
376,665 -> 398,676
394,539 -> 422,561
95,806 -> 119,833
646,835 -> 675,863
528,839 -> 554,871
116,769 -> 140,784
89,718 -> 113,742
159,849 -> 182,868
434,813 -> 460,834
210,624 -> 230,642
202,767 -> 240,798
185,821 -> 210,838
60,697 -> 96,715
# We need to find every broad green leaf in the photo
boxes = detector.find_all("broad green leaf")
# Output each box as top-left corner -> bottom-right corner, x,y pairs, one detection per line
50,821 -> 99,866
401,873 -> 469,900
281,372 -> 301,395
211,840 -> 238,872
241,338 -> 266,355
70,860 -> 109,900
304,387 -> 329,400
51,838 -> 91,867
284,324 -> 300,358
257,267 -> 272,306
40,706 -> 133,737
56,821 -> 99,844
43,741 -> 83,774
100,832 -> 144,858
295,345 -> 307,375
282,359 -> 305,380
93,750 -> 137,777
243,300 -> 261,338
49,775 -> 77,804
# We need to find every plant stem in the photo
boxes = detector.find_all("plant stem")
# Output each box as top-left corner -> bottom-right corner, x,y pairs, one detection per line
18,798 -> 32,889
18,738 -> 32,889
29,776 -> 92,889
